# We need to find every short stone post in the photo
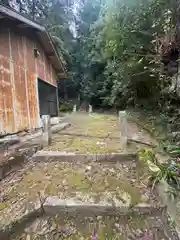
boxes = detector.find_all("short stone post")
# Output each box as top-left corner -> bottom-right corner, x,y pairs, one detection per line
0,121 -> 2,135
89,105 -> 92,114
73,105 -> 77,113
42,115 -> 52,147
119,111 -> 127,147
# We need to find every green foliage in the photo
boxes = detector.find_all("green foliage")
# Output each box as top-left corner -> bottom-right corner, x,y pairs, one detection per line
6,0 -> 180,117
139,148 -> 180,198
9,0 -> 77,97
139,148 -> 157,164
149,165 -> 179,189
166,185 -> 178,200
73,0 -> 176,109
59,102 -> 73,112
4,0 -> 75,69
166,145 -> 180,157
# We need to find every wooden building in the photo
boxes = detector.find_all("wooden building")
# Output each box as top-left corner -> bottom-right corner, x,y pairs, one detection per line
0,4 -> 66,135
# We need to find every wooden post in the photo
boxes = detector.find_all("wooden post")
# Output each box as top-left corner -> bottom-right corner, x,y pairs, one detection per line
119,111 -> 127,147
42,115 -> 52,147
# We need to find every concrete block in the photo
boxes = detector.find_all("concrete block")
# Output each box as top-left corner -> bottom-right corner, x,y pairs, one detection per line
119,111 -> 127,147
34,152 -> 138,164
43,196 -> 165,217
89,105 -> 92,114
50,117 -> 60,126
41,115 -> 52,147
51,122 -> 71,134
73,105 -> 77,113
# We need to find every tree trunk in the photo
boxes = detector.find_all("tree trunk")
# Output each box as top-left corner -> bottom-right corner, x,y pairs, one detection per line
176,0 -> 180,98
176,0 -> 180,43
32,0 -> 36,20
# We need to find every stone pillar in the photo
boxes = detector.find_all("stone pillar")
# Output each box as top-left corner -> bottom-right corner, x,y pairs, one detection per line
0,121 -> 3,135
73,105 -> 77,113
119,111 -> 127,147
42,115 -> 52,147
89,105 -> 92,114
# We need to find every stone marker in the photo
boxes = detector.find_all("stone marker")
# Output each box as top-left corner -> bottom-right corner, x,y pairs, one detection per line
119,111 -> 127,147
42,115 -> 52,147
89,105 -> 92,114
73,105 -> 77,113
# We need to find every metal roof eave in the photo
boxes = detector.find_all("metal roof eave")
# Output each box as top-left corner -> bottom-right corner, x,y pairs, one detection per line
0,4 -> 67,76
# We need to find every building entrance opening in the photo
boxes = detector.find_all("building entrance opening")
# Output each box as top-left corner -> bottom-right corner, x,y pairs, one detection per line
38,79 -> 58,117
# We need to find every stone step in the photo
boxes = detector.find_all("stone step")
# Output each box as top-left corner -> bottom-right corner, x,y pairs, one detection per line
2,198 -> 178,240
0,122 -> 71,181
50,116 -> 70,125
51,122 -> 71,134
34,151 -> 138,163
0,158 -> 161,231
0,143 -> 42,181
43,196 -> 166,216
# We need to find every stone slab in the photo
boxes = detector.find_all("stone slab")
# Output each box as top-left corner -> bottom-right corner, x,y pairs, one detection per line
50,117 -> 60,126
0,202 -> 43,238
0,198 -> 169,239
0,120 -> 70,149
34,152 -> 138,163
51,122 -> 71,134
0,143 -> 42,181
43,196 -> 165,217
0,121 -> 71,180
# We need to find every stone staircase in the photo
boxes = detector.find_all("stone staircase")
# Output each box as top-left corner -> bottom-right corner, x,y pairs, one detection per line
0,151 -> 179,239
0,113 -> 179,239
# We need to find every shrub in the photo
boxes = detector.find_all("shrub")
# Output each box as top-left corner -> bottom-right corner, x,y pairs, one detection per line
59,102 -> 73,112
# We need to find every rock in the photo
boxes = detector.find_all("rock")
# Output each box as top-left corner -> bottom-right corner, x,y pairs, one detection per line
97,215 -> 102,221
85,166 -> 92,171
96,141 -> 105,145
115,223 -> 120,229
109,168 -> 115,173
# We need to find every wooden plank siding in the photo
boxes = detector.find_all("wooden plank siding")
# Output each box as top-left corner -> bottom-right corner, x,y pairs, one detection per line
0,27 -> 58,135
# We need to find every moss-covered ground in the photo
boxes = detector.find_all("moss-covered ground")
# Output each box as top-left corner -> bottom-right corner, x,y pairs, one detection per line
0,113 -> 173,239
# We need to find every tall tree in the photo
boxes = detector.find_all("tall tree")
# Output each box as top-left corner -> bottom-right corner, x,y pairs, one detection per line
72,0 -> 176,109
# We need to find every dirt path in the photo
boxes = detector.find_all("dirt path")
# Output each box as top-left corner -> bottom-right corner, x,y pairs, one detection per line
45,113 -> 123,153
0,113 -> 177,239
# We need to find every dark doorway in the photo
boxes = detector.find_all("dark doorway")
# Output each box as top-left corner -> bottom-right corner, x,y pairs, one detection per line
38,79 -> 58,117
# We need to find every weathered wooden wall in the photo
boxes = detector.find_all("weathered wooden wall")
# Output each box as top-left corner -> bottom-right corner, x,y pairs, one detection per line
0,27 -> 57,135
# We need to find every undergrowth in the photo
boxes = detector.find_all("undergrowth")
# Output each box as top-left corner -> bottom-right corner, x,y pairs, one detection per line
139,148 -> 180,200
